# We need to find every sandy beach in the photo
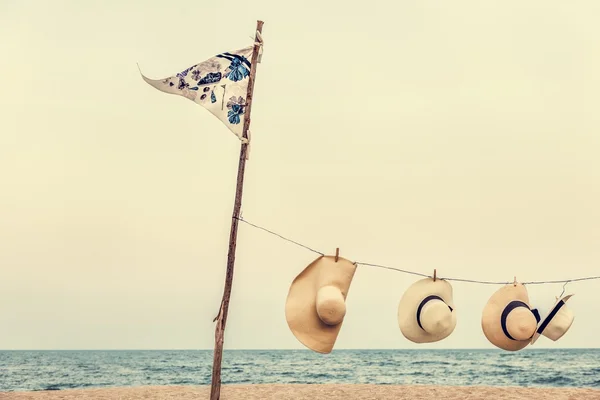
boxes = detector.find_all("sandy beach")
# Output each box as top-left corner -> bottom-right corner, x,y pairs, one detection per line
2,384 -> 599,400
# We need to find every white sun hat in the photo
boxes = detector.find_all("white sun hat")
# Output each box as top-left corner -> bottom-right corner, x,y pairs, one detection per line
397,277 -> 457,343
481,283 -> 541,351
284,254 -> 357,354
530,294 -> 574,345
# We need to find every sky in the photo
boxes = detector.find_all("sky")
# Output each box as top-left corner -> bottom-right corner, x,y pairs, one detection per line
1,1 -> 599,351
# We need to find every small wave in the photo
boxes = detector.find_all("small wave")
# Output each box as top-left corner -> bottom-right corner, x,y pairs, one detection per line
43,385 -> 62,391
273,370 -> 294,376
170,379 -> 195,385
411,360 -> 452,366
494,364 -> 524,370
532,375 -> 575,386
587,367 -> 600,374
496,369 -> 523,376
224,377 -> 255,384
305,373 -> 331,379
404,371 -> 434,377
35,382 -> 98,391
498,353 -> 520,357
32,386 -> 61,391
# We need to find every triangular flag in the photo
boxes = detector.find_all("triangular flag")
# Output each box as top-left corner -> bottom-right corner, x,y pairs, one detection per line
140,46 -> 254,142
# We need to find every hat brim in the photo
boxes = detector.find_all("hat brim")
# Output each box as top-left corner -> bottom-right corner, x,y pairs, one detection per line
530,294 -> 573,344
398,278 -> 456,343
285,255 -> 357,354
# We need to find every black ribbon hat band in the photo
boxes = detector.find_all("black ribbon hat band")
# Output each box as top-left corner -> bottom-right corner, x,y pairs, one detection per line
536,299 -> 566,335
500,300 -> 541,341
416,295 -> 453,331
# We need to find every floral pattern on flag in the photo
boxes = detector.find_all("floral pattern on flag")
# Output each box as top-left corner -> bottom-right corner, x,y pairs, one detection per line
140,46 -> 253,141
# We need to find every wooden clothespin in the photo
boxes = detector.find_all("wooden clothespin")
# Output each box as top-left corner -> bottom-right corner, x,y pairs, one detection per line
433,269 -> 437,282
513,276 -> 517,287
335,248 -> 339,262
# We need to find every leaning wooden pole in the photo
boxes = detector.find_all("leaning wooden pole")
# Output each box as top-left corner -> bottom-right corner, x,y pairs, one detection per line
209,20 -> 264,400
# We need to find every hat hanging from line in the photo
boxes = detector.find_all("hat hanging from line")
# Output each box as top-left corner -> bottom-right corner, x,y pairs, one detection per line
398,275 -> 457,343
481,282 -> 541,351
284,253 -> 357,354
530,294 -> 574,345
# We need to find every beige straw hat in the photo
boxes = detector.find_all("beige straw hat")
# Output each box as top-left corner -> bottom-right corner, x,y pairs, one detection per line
481,283 -> 541,351
285,255 -> 357,354
398,277 -> 457,343
530,294 -> 574,344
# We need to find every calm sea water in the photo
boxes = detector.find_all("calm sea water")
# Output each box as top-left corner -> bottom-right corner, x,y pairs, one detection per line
0,349 -> 599,392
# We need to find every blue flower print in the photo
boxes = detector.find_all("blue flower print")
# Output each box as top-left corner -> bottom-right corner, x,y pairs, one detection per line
210,91 -> 216,103
198,72 -> 222,85
177,65 -> 196,78
199,87 -> 211,101
228,104 -> 243,124
226,96 -> 245,124
224,57 -> 250,82
177,78 -> 189,90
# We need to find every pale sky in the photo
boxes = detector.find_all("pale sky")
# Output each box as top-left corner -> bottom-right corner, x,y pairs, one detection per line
1,1 -> 599,350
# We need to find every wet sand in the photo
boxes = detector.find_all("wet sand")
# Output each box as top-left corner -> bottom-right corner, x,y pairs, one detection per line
2,384 -> 599,400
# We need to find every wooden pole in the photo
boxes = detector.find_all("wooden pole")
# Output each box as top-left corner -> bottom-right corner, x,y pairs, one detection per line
209,20 -> 264,400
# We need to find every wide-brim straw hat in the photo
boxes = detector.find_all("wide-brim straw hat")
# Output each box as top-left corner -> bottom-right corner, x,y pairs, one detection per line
530,294 -> 574,344
398,277 -> 457,343
481,283 -> 541,351
285,255 -> 357,354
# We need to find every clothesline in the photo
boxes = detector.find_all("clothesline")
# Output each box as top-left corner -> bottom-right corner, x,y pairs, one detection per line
235,216 -> 600,286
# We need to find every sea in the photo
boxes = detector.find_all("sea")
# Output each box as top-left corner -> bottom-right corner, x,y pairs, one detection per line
1,349 -> 599,392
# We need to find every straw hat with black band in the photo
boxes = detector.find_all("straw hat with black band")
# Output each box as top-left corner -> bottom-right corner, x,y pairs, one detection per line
481,283 -> 541,351
530,294 -> 574,344
398,277 -> 457,343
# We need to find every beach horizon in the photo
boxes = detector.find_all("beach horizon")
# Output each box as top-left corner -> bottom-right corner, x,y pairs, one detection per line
2,349 -> 599,392
3,384 -> 600,400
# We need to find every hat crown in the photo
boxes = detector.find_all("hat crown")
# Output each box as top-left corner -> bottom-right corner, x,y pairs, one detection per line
316,285 -> 346,326
543,304 -> 574,341
420,300 -> 453,335
505,307 -> 537,340
285,255 -> 357,354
